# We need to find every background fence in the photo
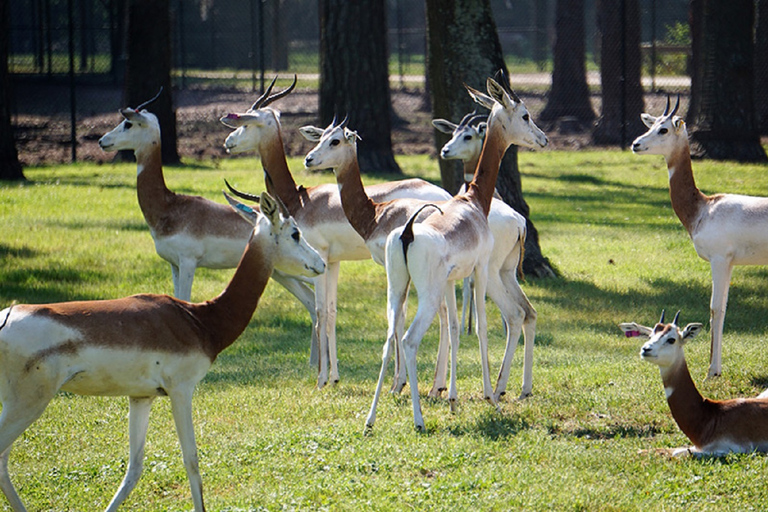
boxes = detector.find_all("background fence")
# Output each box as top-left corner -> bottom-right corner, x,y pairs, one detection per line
8,0 -> 691,165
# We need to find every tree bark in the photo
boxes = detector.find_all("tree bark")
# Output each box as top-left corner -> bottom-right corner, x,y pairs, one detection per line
0,0 -> 24,181
123,0 -> 179,165
426,0 -> 556,278
755,0 -> 768,134
687,0 -> 767,161
539,0 -> 595,128
592,0 -> 645,146
319,0 -> 400,173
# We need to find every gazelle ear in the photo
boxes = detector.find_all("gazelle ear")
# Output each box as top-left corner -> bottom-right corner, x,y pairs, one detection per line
465,83 -> 495,110
640,113 -> 656,128
220,113 -> 247,129
486,76 -> 512,107
344,128 -> 361,143
672,117 -> 686,133
681,323 -> 704,341
223,192 -> 260,226
259,192 -> 281,227
120,108 -> 144,123
298,125 -> 324,141
619,322 -> 653,339
431,119 -> 458,134
476,122 -> 488,136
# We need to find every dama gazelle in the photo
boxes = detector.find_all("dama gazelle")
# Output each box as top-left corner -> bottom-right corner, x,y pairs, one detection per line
367,71 -> 547,431
220,79 -> 451,389
631,97 -> 768,378
97,90 -> 317,335
621,311 -> 768,457
0,192 -> 324,512
300,117 -> 536,405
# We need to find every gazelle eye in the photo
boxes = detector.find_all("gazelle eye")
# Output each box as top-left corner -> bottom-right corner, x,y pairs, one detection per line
330,139 -> 340,147
522,114 -> 530,121
463,135 -> 472,141
666,337 -> 676,344
292,230 -> 300,242
659,128 -> 668,135
124,122 -> 133,130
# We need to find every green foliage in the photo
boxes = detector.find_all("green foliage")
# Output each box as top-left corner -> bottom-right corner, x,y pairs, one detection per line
2,151 -> 768,510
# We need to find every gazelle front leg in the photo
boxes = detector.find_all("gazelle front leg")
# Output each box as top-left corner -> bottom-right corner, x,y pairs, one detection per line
169,389 -> 205,512
708,257 -> 734,378
172,258 -> 197,302
473,264 -> 497,406
325,262 -> 341,384
314,261 -> 333,389
105,397 -> 155,512
270,270 -> 319,366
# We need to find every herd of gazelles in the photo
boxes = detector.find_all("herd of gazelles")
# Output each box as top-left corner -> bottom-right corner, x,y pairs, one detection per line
0,70 -> 767,510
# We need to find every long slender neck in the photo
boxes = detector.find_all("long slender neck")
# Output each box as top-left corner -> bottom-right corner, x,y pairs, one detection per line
335,156 -> 378,240
665,141 -> 708,235
191,230 -> 273,359
660,357 -> 713,448
135,142 -> 173,228
258,127 -> 302,215
467,121 -> 506,216
463,154 -> 480,183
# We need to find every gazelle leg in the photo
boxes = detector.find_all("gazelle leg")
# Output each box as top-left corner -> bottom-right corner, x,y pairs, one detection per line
708,257 -> 733,378
429,296 -> 451,397
313,263 -> 333,389
175,258 -> 197,303
105,397 -> 155,512
443,283 -> 461,411
270,270 -> 318,366
169,390 -> 205,512
391,289 -> 409,394
325,262 -> 341,384
473,266 -> 496,406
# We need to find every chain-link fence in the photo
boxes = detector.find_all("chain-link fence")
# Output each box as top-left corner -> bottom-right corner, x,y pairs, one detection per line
8,0 -> 691,165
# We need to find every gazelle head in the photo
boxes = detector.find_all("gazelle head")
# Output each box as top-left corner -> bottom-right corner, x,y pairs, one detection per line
432,112 -> 487,163
225,191 -> 326,277
620,310 -> 704,370
465,70 -> 548,150
631,96 -> 688,157
299,117 -> 360,172
220,75 -> 297,155
99,89 -> 163,154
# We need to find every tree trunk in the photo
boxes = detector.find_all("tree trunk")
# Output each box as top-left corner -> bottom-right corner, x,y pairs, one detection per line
319,0 -> 400,173
426,0 -> 556,278
687,0 -> 767,161
539,0 -> 595,128
592,0 -> 644,146
0,0 -> 24,181
123,0 -> 179,165
755,0 -> 768,134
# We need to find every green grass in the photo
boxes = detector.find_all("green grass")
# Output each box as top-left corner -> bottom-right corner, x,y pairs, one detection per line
3,150 -> 768,510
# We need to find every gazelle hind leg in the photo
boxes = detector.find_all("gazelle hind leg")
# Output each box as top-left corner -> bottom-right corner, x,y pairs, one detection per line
429,297 -> 451,397
105,397 -> 155,512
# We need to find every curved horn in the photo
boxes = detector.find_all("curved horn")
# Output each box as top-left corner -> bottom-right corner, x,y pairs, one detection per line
662,95 -> 671,117
659,309 -> 666,324
249,75 -> 278,111
467,113 -> 488,127
260,74 -> 298,108
493,68 -> 521,103
669,94 -> 680,118
672,311 -> 681,326
135,87 -> 163,111
224,179 -> 261,203
339,114 -> 349,129
457,110 -> 478,129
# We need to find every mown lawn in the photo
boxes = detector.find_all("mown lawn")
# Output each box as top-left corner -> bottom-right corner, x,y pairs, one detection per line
2,148 -> 768,510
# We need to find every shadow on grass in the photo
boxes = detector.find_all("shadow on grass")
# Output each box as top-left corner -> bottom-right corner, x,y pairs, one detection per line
0,268 -> 107,304
0,243 -> 37,260
448,408 -> 531,440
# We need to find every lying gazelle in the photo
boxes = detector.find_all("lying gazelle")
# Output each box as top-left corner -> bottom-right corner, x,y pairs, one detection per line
632,97 -> 768,378
97,88 -> 318,343
300,116 -> 535,405
621,311 -> 768,457
0,191 -> 324,511
370,71 -> 547,430
220,78 -> 451,388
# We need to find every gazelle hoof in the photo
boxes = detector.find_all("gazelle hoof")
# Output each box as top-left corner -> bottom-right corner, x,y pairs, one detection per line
449,398 -> 457,413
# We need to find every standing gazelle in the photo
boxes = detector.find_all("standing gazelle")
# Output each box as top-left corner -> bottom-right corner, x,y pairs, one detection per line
367,71 -> 547,431
0,191 -> 324,511
621,311 -> 768,456
632,97 -> 768,378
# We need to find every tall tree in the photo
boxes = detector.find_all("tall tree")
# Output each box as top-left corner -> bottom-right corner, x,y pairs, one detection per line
0,0 -> 24,180
592,0 -> 644,146
754,0 -> 768,134
426,0 -> 555,278
539,0 -> 595,127
124,0 -> 179,164
687,0 -> 767,161
319,0 -> 400,173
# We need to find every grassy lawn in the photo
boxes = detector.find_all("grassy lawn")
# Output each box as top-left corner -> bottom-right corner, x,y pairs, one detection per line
2,149 -> 768,510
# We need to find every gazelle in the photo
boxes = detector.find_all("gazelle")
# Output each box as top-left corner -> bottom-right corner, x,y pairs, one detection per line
632,97 -> 768,378
367,71 -> 547,431
220,78 -> 452,389
97,91 -> 318,341
300,117 -> 535,404
0,191 -> 324,512
621,311 -> 768,457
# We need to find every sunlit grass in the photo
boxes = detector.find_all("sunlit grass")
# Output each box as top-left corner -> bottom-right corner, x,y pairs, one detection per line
2,150 -> 768,510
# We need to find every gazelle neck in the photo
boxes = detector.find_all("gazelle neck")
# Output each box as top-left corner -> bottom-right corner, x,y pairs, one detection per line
463,155 -> 480,184
665,141 -> 708,235
467,124 -> 505,216
335,156 -> 378,241
659,357 -> 711,448
192,229 -> 273,359
258,126 -> 302,215
135,141 -> 174,228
